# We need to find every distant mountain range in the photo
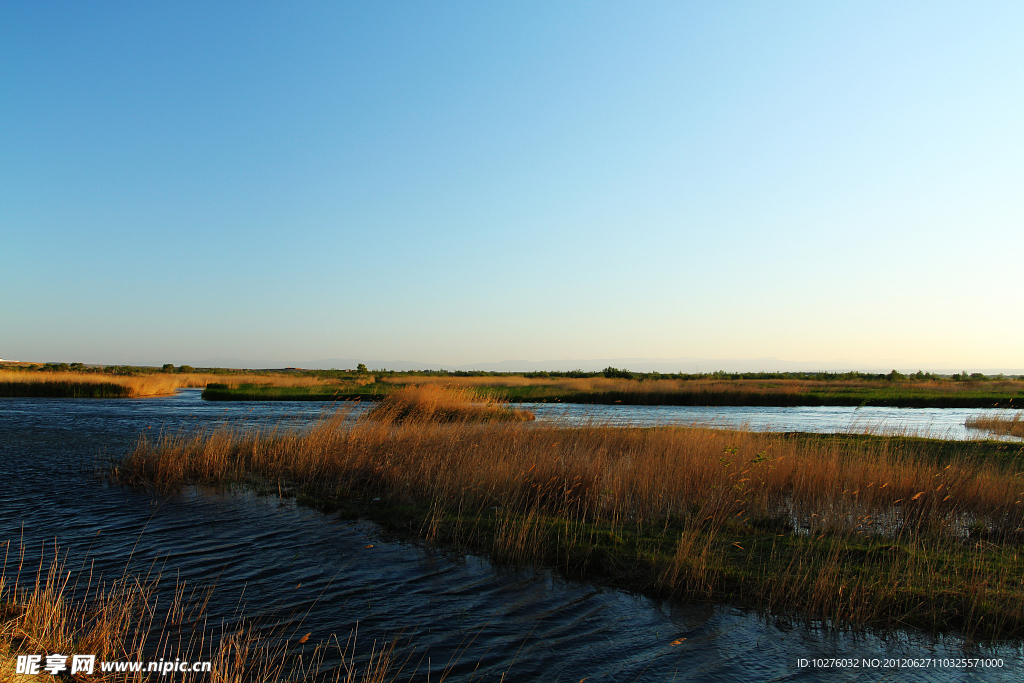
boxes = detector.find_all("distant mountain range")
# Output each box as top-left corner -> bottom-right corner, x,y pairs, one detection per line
192,356 -> 1024,375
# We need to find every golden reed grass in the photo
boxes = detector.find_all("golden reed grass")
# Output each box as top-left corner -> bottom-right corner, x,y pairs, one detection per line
0,371 -> 358,399
115,389 -> 1024,638
8,369 -> 1015,403
381,375 -> 1024,408
364,385 -> 534,423
0,540 -> 408,682
117,415 -> 1024,542
966,412 -> 1024,438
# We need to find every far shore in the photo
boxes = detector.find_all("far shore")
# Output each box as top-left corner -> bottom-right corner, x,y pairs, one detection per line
2,365 -> 1023,408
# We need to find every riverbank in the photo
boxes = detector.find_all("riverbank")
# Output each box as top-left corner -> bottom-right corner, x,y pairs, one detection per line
115,412 -> 1024,640
7,367 -> 1022,408
201,376 -> 1024,408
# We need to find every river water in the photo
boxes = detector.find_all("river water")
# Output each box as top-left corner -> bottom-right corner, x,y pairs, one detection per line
529,403 -> 1022,441
1,390 -> 1021,681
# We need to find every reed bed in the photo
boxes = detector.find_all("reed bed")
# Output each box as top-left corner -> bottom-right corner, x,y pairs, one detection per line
114,391 -> 1024,639
380,376 -> 1024,408
0,541 -> 408,682
0,371 -> 363,399
363,385 -> 534,423
966,412 -> 1024,438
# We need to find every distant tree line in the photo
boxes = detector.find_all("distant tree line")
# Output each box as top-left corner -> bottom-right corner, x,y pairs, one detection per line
5,363 -> 1018,382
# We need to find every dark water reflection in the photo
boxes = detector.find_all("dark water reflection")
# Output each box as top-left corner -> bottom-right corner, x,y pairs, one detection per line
1,391 -> 1021,681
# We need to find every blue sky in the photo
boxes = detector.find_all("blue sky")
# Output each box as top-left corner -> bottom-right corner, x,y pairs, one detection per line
3,2 -> 1022,370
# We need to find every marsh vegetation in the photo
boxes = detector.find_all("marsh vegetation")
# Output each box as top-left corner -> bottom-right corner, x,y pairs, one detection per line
0,369 -> 372,400
967,412 -> 1024,439
382,375 -> 1024,408
114,388 -> 1024,639
363,385 -> 534,423
200,374 -> 1024,408
5,364 -> 1021,408
0,541 -> 410,682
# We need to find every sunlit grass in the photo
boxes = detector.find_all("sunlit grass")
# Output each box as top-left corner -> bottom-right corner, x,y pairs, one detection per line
0,541 -> 410,682
966,411 -> 1024,438
0,370 -> 371,399
5,368 -> 1022,407
114,388 -> 1024,638
363,385 -> 534,423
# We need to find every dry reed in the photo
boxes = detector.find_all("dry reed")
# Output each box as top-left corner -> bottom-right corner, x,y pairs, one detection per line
114,388 -> 1024,639
6,368 -> 1020,404
363,385 -> 534,423
966,412 -> 1024,438
0,541 -> 408,682
0,371 -> 363,399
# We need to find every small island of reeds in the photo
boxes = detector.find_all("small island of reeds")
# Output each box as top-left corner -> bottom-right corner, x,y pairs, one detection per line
966,411 -> 1024,438
115,387 -> 1024,640
363,385 -> 534,423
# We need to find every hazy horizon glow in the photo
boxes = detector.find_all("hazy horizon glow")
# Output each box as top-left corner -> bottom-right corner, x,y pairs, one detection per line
3,3 -> 1022,370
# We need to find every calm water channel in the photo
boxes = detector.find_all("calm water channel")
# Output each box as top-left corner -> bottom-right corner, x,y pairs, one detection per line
2,390 -> 1021,681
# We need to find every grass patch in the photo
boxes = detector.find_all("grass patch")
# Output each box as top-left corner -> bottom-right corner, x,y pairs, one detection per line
0,541 -> 412,682
8,367 -> 1024,407
0,371 -> 193,398
0,369 -> 390,401
362,385 -> 534,423
114,413 -> 1024,640
967,412 -> 1024,439
0,380 -> 134,398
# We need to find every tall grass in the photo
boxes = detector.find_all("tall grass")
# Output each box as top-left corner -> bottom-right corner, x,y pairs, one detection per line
0,371 -> 372,399
0,541 -> 408,682
363,385 -> 534,423
966,412 -> 1024,438
114,390 -> 1024,639
6,369 -> 1020,406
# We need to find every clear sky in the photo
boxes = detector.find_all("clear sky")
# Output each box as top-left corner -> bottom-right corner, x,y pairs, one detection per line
3,2 -> 1022,370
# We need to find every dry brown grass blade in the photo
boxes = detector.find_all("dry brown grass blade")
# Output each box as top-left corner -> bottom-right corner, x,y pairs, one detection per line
966,411 -> 1024,438
0,543 -> 413,683
363,384 -> 534,423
